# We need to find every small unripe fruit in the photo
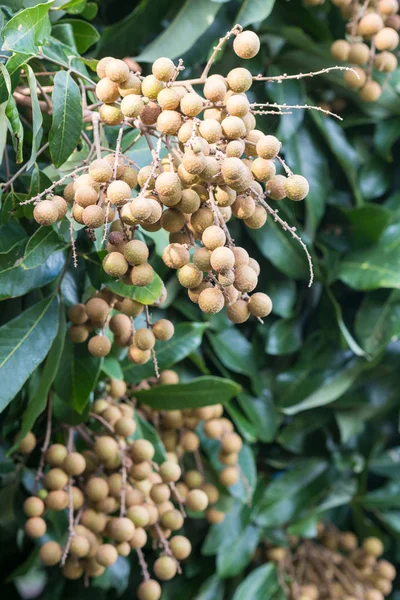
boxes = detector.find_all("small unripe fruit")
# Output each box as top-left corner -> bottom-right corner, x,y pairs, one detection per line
248,292 -> 273,317
359,80 -> 382,102
96,543 -> 118,567
63,452 -> 86,476
284,175 -> 309,201
198,287 -> 225,314
170,535 -> 192,560
154,555 -> 177,581
16,431 -> 36,454
375,26 -> 399,50
44,468 -> 68,491
114,417 -> 136,438
123,240 -> 149,266
221,432 -> 243,453
178,264 -> 203,288
159,369 -> 179,385
33,200 -> 58,225
110,517 -> 135,542
88,335 -> 111,357
226,67 -> 252,92
137,579 -> 162,600
159,460 -> 181,482
103,252 -> 129,277
186,489 -> 209,512
348,42 -> 370,65
25,516 -> 46,538
39,541 -> 62,566
161,509 -> 184,531
105,58 -> 129,83
131,439 -> 155,463
330,39 -> 351,61
130,263 -> 154,286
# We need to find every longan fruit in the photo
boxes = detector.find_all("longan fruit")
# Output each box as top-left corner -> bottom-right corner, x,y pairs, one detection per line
378,0 -> 399,14
153,555 -> 177,581
374,26 -> 399,50
358,13 -> 384,37
72,487 -> 84,510
119,166 -> 138,188
121,94 -> 144,118
133,328 -> 155,351
365,591 -> 384,600
85,477 -> 109,502
169,535 -> 192,560
374,51 -> 398,71
137,579 -> 162,600
109,517 -> 135,542
161,208 -> 185,233
130,440 -> 155,464
248,292 -> 273,317
107,180 -> 131,206
141,74 -> 164,100
72,203 -> 84,224
63,452 -> 86,476
94,435 -> 119,461
232,194 -> 255,219
16,431 -> 36,454
186,489 -> 209,512
206,507 -> 225,524
85,297 -> 109,325
162,243 -> 190,269
222,115 -> 247,140
127,505 -> 150,528
153,319 -> 174,341
157,87 -> 180,110
95,77 -> 120,103
284,174 -> 309,201
344,66 -> 367,89
201,156 -> 222,183
219,465 -> 239,487
198,287 -> 225,314
88,335 -> 111,357
152,56 -> 175,81
102,252 -> 129,278
202,225 -> 226,250
68,303 -> 88,326
155,171 -> 181,199
156,109 -> 182,135
63,181 -> 75,204
181,430 -> 200,452
105,58 -> 129,83
377,559 -> 396,580
82,205 -> 105,228
180,93 -> 203,117
25,516 -> 46,538
244,205 -> 267,229
51,195 -> 68,219
226,299 -> 250,323
330,39 -> 351,61
33,200 -> 58,226
159,369 -> 179,385
348,42 -> 370,65
118,72 -> 141,96
24,496 -> 45,517
226,94 -> 250,118
73,173 -> 100,192
96,544 -> 118,567
210,246 -> 235,273
128,346 -> 151,364
252,157 -> 276,182
192,247 -> 210,272
99,103 -> 124,125
159,460 -> 181,483
226,67 -> 252,93
359,80 -> 382,102
204,77 -> 226,102
226,139 -> 245,158
129,262 -> 154,287
233,30 -> 260,59
123,239 -> 149,266
45,443 -> 67,466
182,150 -> 205,176
178,263 -> 203,288
70,535 -> 90,558
221,157 -> 250,191
198,118 -> 223,144
363,537 -> 384,557
184,470 -> 204,489
221,432 -> 243,454
96,56 -> 113,79
160,509 -> 184,531
39,541 -> 62,566
234,265 -> 258,292
214,185 -> 236,207
44,467 -> 68,491
74,184 -> 98,208
201,482 -> 220,504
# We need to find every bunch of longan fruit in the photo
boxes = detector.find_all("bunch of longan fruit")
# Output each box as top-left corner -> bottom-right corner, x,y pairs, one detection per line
68,286 -> 172,366
30,27 -> 312,330
262,523 -> 396,600
330,0 -> 399,102
14,374 -> 245,599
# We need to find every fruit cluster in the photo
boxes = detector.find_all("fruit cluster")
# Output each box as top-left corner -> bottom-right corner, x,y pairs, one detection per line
262,523 -> 396,599
28,26 -> 314,335
330,0 -> 399,102
14,374 -> 245,599
68,287 -> 172,365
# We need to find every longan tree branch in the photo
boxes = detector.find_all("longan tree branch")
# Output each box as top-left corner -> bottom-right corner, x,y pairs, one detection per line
0,142 -> 49,191
253,65 -> 360,82
20,165 -> 88,205
34,394 -> 53,492
136,548 -> 150,581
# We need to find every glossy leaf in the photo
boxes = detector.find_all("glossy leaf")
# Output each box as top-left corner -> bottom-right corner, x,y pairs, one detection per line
2,1 -> 52,55
355,290 -> 400,355
0,295 -> 59,411
236,0 -> 276,27
135,376 -> 241,410
49,70 -> 83,168
208,329 -> 257,377
232,564 -> 279,600
60,19 -> 100,53
217,524 -> 260,578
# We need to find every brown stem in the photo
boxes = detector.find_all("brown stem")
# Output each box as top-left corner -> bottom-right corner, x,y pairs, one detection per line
34,394 -> 53,492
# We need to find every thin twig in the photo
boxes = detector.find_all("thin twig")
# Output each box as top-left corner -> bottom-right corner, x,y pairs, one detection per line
254,65 -> 360,82
20,165 -> 88,205
34,395 -> 53,492
136,548 -> 150,581
0,143 -> 49,191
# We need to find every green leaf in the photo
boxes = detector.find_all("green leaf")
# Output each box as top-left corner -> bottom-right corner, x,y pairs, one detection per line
0,295 -> 59,412
60,19 -> 100,53
9,307 -> 66,454
135,0 -> 222,62
362,482 -> 400,509
236,0 -> 276,27
106,273 -> 163,305
267,74 -> 305,143
325,286 -> 367,357
217,524 -> 260,578
249,218 -> 309,281
369,448 -> 400,479
355,290 -> 400,355
339,223 -> 400,290
343,205 -> 392,246
194,575 -> 225,600
102,356 -> 123,380
237,392 -> 281,443
22,227 -> 66,269
54,337 -> 102,413
135,376 -> 241,410
359,157 -> 391,201
23,64 -> 43,170
253,459 -> 328,526
49,70 -> 83,168
57,0 -> 86,14
265,316 -> 303,355
2,1 -> 53,55
374,118 -> 400,161
282,359 -> 367,415
123,322 -> 208,383
0,63 -> 24,164
0,54 -> 28,104
232,564 -> 279,600
208,329 -> 257,377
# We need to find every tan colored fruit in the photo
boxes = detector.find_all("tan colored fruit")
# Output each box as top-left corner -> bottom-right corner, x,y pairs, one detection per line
121,94 -> 144,118
102,252 -> 129,278
221,432 -> 243,453
24,496 -> 45,518
69,325 -> 89,343
374,26 -> 399,50
154,555 -> 177,581
161,208 -> 185,233
222,115 -> 247,139
137,579 -> 162,600
119,166 -> 138,188
44,467 -> 68,490
70,535 -> 90,558
104,58 -> 130,83
374,51 -> 398,71
153,319 -> 174,341
180,93 -> 203,117
169,535 -> 192,560
377,559 -> 396,580
107,180 -> 131,206
88,335 -> 111,357
63,452 -> 86,476
330,39 -> 351,61
202,225 -> 226,250
25,516 -> 46,538
206,507 -> 225,524
219,465 -> 239,486
161,509 -> 184,531
141,101 -> 162,125
99,103 -> 124,125
68,304 -> 88,325
201,482 -> 220,504
178,263 -> 203,288
131,439 -> 155,462
198,118 -> 222,144
266,174 -> 286,200
234,265 -> 258,292
109,517 -> 135,542
128,346 -> 151,364
226,299 -> 250,323
45,443 -> 67,466
359,80 -> 382,102
226,67 -> 252,92
133,328 -> 155,351
156,109 -> 182,135
244,205 -> 267,229
162,243 -> 190,269
344,66 -> 367,89
118,72 -> 141,96
365,591 -> 384,600
39,541 -> 62,566
284,174 -> 309,201
142,74 -> 164,99
214,185 -> 236,207
358,13 -> 384,37
198,287 -> 225,314
226,94 -> 250,118
74,184 -> 98,208
192,247 -> 211,271
127,505 -> 150,527
378,0 -> 399,14
16,431 -> 36,454
248,292 -> 273,317
85,477 -> 109,502
233,30 -> 260,59
363,536 -> 384,557
63,181 -> 75,204
221,157 -> 251,191
33,200 -> 58,225
86,297 -> 110,324
348,42 -> 370,65
155,171 -> 181,200
72,203 -> 84,224
73,173 -> 100,192
232,194 -> 255,219
186,489 -> 209,512
51,195 -> 68,219
204,77 -> 226,102
159,460 -> 181,482
123,239 -> 149,266
95,77 -> 120,103
96,56 -> 113,79
157,87 -> 180,110
210,246 -> 235,273
159,369 -> 179,385
82,205 -> 105,228
94,435 -> 119,461
152,57 -> 175,81
96,544 -> 118,567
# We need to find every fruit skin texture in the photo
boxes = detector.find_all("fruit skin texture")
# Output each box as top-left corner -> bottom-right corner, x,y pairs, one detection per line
284,175 -> 309,201
198,288 -> 225,314
39,541 -> 62,566
34,201 -> 58,226
248,292 -> 273,317
17,431 -> 36,454
137,579 -> 162,600
344,67 -> 367,89
330,39 -> 351,61
88,335 -> 111,357
359,80 -> 382,102
154,555 -> 178,581
233,31 -> 260,59
363,536 -> 384,556
170,535 -> 192,560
